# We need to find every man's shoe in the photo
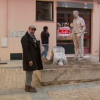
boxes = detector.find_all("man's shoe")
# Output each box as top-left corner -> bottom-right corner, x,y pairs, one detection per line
31,86 -> 36,90
25,85 -> 37,93
25,85 -> 36,90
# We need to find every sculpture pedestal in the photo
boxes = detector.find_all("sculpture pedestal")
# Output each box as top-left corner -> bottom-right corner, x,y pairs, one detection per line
36,57 -> 100,86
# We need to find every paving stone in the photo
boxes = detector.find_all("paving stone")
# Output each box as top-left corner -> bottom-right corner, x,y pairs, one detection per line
0,93 -> 31,100
48,87 -> 100,100
0,68 -> 41,90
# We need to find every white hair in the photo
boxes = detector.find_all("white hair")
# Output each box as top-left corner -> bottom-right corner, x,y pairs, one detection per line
73,10 -> 79,15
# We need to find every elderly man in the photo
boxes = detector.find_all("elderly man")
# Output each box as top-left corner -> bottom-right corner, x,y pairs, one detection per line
21,25 -> 43,92
72,10 -> 86,60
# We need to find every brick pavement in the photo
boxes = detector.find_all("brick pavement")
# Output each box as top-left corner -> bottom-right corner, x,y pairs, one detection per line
0,68 -> 25,90
0,94 -> 31,100
0,67 -> 43,100
0,68 -> 41,90
48,87 -> 100,100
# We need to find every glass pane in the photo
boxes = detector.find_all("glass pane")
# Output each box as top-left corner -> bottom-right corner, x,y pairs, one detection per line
80,14 -> 90,19
84,20 -> 90,36
36,2 -> 53,20
57,13 -> 73,42
80,14 -> 90,36
84,38 -> 90,48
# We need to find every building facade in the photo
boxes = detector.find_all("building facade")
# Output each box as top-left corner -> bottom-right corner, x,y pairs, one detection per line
0,0 -> 100,61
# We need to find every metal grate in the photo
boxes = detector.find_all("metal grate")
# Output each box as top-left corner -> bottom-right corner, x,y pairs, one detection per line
72,0 -> 100,3
57,2 -> 94,9
10,53 -> 22,60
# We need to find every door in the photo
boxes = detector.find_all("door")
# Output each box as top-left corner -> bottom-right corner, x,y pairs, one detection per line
57,8 -> 91,54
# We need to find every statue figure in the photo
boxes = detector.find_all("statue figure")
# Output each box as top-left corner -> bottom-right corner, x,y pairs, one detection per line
72,10 -> 86,61
47,46 -> 68,65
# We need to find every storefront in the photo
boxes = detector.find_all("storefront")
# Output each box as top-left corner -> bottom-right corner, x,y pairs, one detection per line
57,8 -> 91,54
36,0 -> 99,56
0,0 -> 99,61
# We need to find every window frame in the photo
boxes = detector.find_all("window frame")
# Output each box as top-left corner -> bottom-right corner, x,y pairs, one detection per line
36,1 -> 53,21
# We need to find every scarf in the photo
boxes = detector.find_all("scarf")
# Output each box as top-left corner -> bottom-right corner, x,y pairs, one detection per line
28,31 -> 37,42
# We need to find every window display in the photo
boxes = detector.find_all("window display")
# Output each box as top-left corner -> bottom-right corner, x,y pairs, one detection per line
57,8 -> 91,53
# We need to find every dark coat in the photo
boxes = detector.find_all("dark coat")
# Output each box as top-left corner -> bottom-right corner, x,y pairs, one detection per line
41,31 -> 50,44
21,32 -> 43,71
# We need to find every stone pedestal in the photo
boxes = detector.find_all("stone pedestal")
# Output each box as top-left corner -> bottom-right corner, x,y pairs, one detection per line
36,58 -> 100,86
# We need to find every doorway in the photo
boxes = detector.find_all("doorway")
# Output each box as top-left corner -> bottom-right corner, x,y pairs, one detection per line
56,8 -> 91,54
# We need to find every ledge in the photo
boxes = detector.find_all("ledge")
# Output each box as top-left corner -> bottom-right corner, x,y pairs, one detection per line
35,21 -> 55,23
35,57 -> 100,86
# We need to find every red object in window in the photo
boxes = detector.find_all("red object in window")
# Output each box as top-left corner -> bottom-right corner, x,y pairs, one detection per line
58,27 -> 70,36
68,30 -> 70,34
59,29 -> 62,33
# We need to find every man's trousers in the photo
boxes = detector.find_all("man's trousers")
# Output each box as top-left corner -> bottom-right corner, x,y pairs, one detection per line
25,71 -> 33,86
72,33 -> 84,58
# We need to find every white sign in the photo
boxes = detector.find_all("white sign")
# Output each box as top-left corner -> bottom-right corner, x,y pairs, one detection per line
58,27 -> 70,36
1,38 -> 8,47
10,31 -> 25,38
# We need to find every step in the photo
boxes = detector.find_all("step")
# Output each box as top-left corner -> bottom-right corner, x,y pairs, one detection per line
36,57 -> 100,86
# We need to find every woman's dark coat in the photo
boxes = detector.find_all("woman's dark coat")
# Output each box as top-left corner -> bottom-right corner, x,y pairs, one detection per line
21,32 -> 43,71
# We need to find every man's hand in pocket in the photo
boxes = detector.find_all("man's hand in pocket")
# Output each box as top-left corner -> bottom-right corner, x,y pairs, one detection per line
29,61 -> 33,67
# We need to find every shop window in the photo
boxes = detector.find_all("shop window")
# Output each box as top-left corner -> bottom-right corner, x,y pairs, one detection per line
57,8 -> 91,54
36,1 -> 53,21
